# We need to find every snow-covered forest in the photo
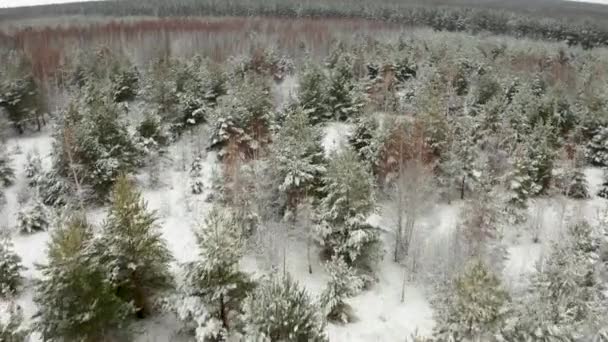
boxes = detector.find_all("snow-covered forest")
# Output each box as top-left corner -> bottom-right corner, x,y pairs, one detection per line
1,1 -> 608,341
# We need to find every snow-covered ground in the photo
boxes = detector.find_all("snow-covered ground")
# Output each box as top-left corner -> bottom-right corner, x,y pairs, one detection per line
1,121 -> 606,341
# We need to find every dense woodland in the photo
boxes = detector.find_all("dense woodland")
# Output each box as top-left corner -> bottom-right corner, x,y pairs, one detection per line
1,1 -> 608,341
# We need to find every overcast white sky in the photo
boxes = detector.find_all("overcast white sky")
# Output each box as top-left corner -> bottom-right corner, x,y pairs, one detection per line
1,0 -> 608,8
0,0 -> 101,8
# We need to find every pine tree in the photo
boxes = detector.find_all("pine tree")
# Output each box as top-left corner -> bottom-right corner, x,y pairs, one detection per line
0,302 -> 28,342
586,126 -> 608,167
17,198 -> 50,234
24,149 -> 42,187
243,275 -> 328,341
94,175 -> 173,317
433,260 -> 509,342
190,154 -> 205,195
34,215 -> 133,341
272,106 -> 326,212
0,238 -> 24,298
349,115 -> 380,168
316,148 -> 380,269
298,61 -> 329,124
565,169 -> 589,199
597,168 -> 608,199
320,255 -> 363,323
179,206 -> 253,336
326,55 -> 363,121
504,222 -> 607,341
0,145 -> 14,187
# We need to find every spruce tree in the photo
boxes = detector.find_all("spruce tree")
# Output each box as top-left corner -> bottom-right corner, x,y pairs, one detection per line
94,175 -> 173,317
179,206 -> 253,336
24,150 -> 43,187
586,126 -> 608,167
565,169 -> 590,199
320,255 -> 363,323
16,198 -> 50,234
597,168 -> 608,199
272,106 -> 326,212
433,260 -> 509,342
0,302 -> 28,342
190,154 -> 205,195
0,145 -> 14,187
243,275 -> 328,341
298,61 -> 329,124
0,238 -> 24,298
34,215 -> 133,341
349,115 -> 380,169
326,55 -> 363,121
316,148 -> 380,270
504,222 -> 607,341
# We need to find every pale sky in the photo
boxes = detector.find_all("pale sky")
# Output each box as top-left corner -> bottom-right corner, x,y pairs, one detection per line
1,0 -> 607,9
0,0 -> 102,8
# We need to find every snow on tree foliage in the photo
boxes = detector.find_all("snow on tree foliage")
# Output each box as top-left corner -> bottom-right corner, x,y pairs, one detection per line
349,115 -> 380,169
564,169 -> 590,199
320,255 -> 364,323
17,198 -> 50,234
433,260 -> 509,342
587,126 -> 608,167
92,175 -> 173,318
34,215 -> 133,341
598,169 -> 608,199
0,51 -> 47,134
0,302 -> 28,342
52,84 -> 141,200
209,76 -> 273,160
243,275 -> 328,341
0,145 -> 14,187
190,154 -> 205,195
176,206 -> 253,337
24,149 -> 42,187
315,148 -> 381,272
0,238 -> 24,298
503,222 -> 607,341
326,54 -> 364,121
298,60 -> 329,124
271,106 -> 326,212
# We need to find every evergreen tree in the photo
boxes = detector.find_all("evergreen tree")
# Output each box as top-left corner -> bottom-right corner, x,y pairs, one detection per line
320,255 -> 363,323
272,107 -> 326,212
565,169 -> 590,199
433,260 -> 509,342
586,126 -> 608,167
24,149 -> 42,187
190,154 -> 205,195
326,55 -> 363,121
209,76 -> 273,160
0,145 -> 14,187
0,302 -> 28,342
243,275 -> 328,341
94,175 -> 173,317
53,86 -> 140,200
34,215 -> 133,341
0,238 -> 24,298
298,61 -> 329,124
349,115 -> 380,169
16,198 -> 50,234
597,168 -> 608,199
316,148 -> 380,270
179,206 -> 253,336
0,51 -> 46,134
504,223 -> 607,341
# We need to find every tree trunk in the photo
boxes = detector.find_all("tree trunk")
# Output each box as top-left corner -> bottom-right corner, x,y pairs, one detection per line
460,175 -> 466,200
219,293 -> 229,331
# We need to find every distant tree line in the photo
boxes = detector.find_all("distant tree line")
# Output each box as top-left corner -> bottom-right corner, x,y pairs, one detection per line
1,0 -> 608,49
